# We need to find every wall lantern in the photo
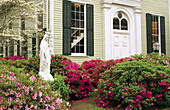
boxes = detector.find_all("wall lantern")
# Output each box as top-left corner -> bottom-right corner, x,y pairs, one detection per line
153,42 -> 160,51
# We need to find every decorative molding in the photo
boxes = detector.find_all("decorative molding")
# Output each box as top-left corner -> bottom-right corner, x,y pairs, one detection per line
102,0 -> 141,8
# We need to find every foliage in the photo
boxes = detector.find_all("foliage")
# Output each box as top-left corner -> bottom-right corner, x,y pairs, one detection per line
130,52 -> 170,66
0,0 -> 43,56
0,65 -> 71,109
50,55 -> 93,99
0,56 -> 27,61
81,58 -> 129,87
50,74 -> 71,101
95,60 -> 170,109
50,54 -> 71,77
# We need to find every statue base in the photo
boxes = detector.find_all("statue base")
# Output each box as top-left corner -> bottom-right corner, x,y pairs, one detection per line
39,72 -> 54,81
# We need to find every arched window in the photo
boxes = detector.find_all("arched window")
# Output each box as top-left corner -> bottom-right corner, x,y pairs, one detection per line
113,12 -> 128,31
113,17 -> 119,29
121,18 -> 128,30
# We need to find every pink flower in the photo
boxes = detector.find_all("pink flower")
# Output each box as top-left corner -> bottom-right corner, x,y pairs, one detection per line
151,82 -> 154,86
32,93 -> 37,100
29,75 -> 36,82
146,74 -> 149,77
136,95 -> 141,100
39,91 -> 42,97
135,82 -> 137,85
122,96 -> 124,98
146,91 -> 152,99
117,105 -> 120,108
5,92 -> 9,96
165,78 -> 168,81
151,103 -> 154,105
34,105 -> 37,109
15,98 -> 19,103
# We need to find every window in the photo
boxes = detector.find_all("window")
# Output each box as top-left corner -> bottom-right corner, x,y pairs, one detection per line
113,18 -> 119,29
63,0 -> 94,56
113,12 -> 128,30
146,13 -> 166,54
71,3 -> 85,54
152,16 -> 159,52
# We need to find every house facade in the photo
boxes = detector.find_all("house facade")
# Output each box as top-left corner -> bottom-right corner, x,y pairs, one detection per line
1,0 -> 170,63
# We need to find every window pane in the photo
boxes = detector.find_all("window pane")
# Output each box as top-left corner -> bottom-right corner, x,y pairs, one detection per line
80,5 -> 84,12
76,13 -> 80,19
81,21 -> 84,28
121,19 -> 128,30
113,17 -> 119,29
81,13 -> 84,20
71,20 -> 76,27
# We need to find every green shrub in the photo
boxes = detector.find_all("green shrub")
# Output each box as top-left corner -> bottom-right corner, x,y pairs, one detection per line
95,60 -> 170,109
50,74 -> 71,101
0,65 -> 71,109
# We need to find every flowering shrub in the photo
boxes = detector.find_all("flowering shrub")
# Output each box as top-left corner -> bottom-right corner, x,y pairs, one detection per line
95,60 -> 170,109
0,65 -> 71,109
50,74 -> 71,101
81,58 -> 129,87
50,55 -> 93,99
82,60 -> 107,86
130,52 -> 170,66
50,55 -> 71,76
24,55 -> 40,74
0,56 -> 28,61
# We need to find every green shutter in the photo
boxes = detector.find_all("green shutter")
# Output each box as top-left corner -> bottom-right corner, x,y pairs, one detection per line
63,0 -> 71,55
0,47 -> 3,57
160,16 -> 166,54
32,38 -> 36,57
86,4 -> 94,56
17,40 -> 20,56
6,42 -> 8,56
146,13 -> 152,54
22,40 -> 28,57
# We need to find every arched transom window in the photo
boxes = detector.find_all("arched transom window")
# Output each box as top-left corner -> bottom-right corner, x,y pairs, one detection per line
113,12 -> 128,30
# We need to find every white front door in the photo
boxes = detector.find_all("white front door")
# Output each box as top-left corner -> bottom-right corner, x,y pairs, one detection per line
112,33 -> 130,59
112,12 -> 130,59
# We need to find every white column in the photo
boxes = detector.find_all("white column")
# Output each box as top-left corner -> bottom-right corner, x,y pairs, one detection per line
103,4 -> 111,60
46,0 -> 49,31
49,0 -> 54,54
135,7 -> 142,54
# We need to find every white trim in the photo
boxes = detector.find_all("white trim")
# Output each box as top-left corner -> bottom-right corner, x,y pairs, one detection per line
102,0 -> 142,60
158,16 -> 161,55
71,53 -> 87,56
69,0 -> 88,4
71,3 -> 86,56
50,0 -> 54,54
84,4 -> 87,56
149,12 -> 162,16
46,0 -> 48,30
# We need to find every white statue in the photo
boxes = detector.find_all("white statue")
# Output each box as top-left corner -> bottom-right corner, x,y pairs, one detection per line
39,32 -> 54,81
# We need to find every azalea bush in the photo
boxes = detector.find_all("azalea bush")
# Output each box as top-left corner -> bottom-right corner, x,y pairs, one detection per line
130,53 -> 170,66
50,55 -> 93,99
0,65 -> 71,110
2,56 -> 27,60
50,55 -> 71,76
81,58 -> 129,87
95,60 -> 170,109
50,74 -> 71,101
